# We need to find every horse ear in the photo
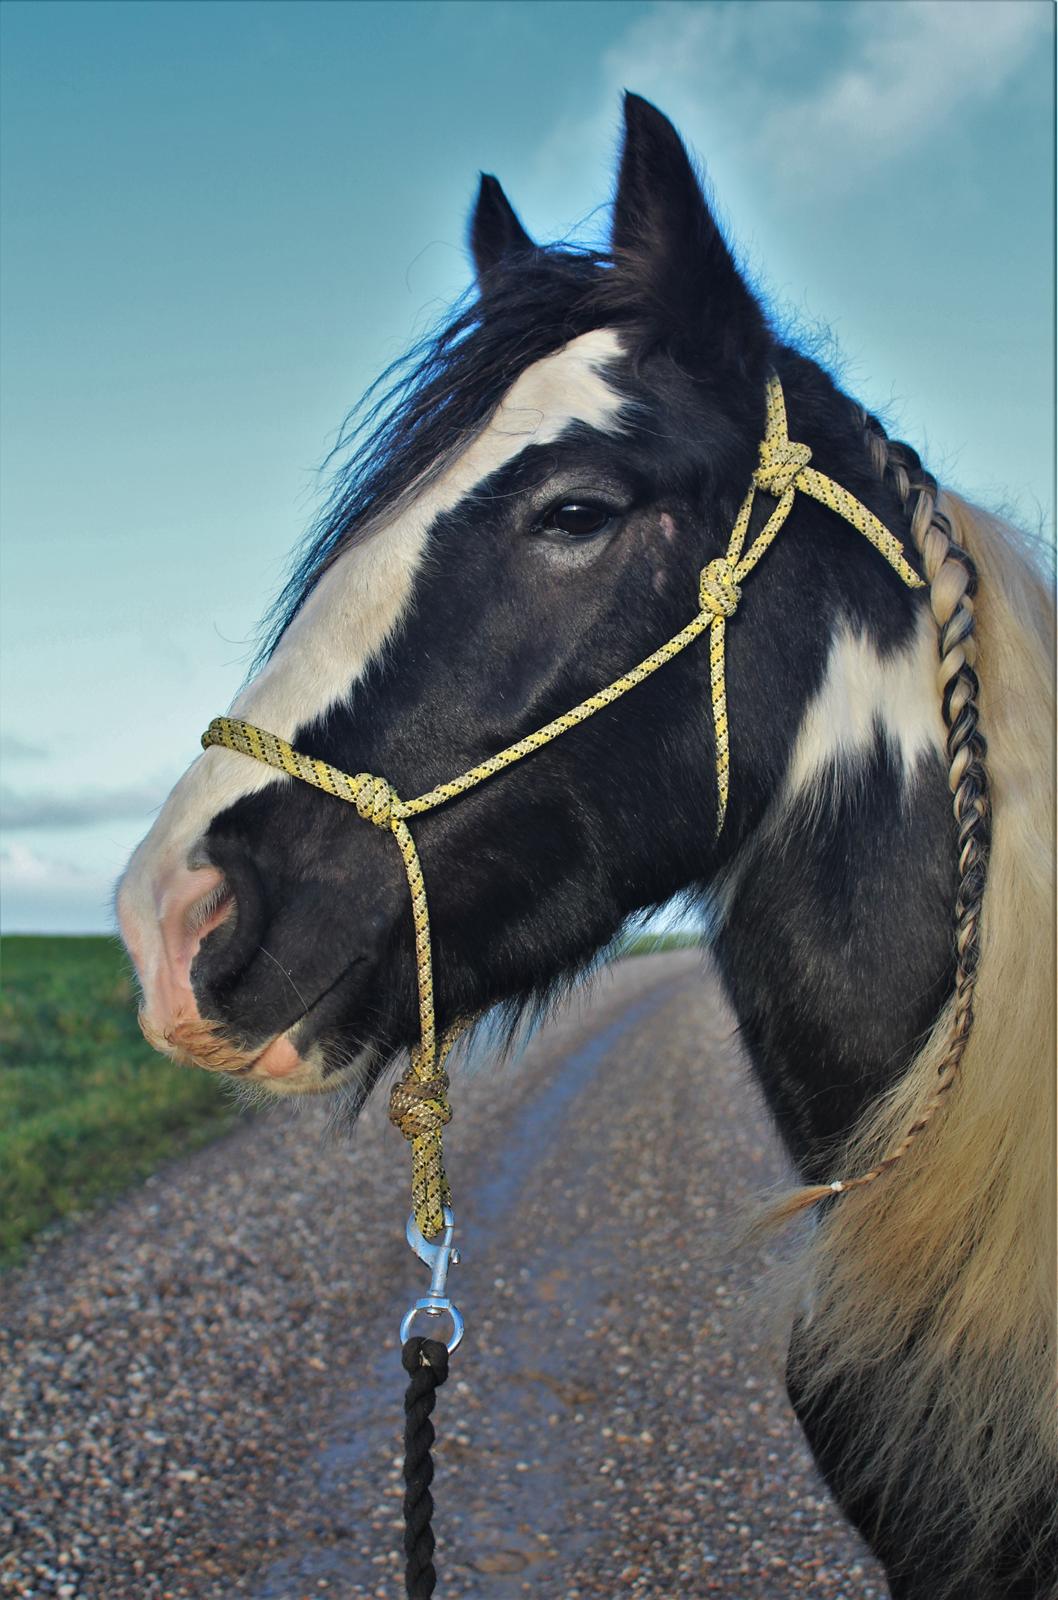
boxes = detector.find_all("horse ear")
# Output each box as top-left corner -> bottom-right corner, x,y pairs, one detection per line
611,93 -> 766,362
470,174 -> 535,281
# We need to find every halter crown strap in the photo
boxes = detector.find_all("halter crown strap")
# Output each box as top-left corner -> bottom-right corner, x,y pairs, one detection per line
757,377 -> 923,587
201,374 -> 924,1237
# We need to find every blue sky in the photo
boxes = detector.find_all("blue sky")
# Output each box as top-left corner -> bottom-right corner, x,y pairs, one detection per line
2,0 -> 1053,932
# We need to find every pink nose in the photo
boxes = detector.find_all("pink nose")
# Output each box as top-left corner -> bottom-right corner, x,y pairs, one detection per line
122,864 -> 303,1080
149,865 -> 232,1028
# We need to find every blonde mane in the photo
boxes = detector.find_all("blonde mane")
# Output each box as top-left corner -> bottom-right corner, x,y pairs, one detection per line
783,492 -> 1056,1592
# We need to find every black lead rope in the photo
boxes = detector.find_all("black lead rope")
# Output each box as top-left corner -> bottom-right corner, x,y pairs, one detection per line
401,1336 -> 450,1598
397,1206 -> 462,1595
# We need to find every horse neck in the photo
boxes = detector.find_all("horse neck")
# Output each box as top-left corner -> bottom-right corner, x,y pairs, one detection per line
710,610 -> 957,1179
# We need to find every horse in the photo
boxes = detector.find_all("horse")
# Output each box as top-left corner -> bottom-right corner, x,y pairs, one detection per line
117,94 -> 1056,1599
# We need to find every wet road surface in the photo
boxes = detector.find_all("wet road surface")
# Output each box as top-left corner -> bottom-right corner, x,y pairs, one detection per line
2,952 -> 888,1599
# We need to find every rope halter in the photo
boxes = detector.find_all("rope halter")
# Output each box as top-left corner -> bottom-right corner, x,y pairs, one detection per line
201,373 -> 925,1238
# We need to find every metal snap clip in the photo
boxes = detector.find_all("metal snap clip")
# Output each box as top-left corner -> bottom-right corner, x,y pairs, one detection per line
399,1204 -> 464,1353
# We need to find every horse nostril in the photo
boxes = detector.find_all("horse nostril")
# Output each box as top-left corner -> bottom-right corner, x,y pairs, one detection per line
189,844 -> 267,994
185,879 -> 235,943
150,863 -> 233,1017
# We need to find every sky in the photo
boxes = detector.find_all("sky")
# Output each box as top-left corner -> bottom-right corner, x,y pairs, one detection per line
1,0 -> 1054,933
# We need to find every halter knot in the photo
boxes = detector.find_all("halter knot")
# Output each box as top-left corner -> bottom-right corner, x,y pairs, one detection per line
699,558 -> 742,620
389,1071 -> 453,1141
754,437 -> 812,497
351,773 -> 398,828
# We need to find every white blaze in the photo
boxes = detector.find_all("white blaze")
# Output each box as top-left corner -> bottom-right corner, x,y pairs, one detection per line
117,328 -> 626,986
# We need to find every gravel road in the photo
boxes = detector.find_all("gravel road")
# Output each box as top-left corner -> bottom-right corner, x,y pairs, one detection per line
2,952 -> 888,1600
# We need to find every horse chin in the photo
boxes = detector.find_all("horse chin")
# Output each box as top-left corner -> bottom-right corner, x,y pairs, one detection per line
138,1009 -> 374,1098
254,1036 -> 381,1099
242,1035 -> 330,1097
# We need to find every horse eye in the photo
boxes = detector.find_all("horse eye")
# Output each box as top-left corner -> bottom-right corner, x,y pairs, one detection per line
543,502 -> 614,538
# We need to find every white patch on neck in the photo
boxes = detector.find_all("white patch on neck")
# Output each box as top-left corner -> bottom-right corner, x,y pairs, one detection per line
118,327 -> 626,962
709,607 -> 945,936
785,608 -> 946,797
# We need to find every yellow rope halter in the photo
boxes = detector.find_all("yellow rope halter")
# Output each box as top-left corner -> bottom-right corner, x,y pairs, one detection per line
201,374 -> 924,1238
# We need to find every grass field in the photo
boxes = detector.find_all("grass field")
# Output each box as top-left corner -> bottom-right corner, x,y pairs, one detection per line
0,936 -> 238,1266
621,930 -> 700,957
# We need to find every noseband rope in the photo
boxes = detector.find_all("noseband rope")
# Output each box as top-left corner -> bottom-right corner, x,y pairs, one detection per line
201,373 -> 925,1596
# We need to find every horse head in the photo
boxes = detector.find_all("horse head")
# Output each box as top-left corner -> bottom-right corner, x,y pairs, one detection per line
117,95 -> 927,1106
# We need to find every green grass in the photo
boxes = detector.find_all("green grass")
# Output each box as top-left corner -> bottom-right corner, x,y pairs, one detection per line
621,930 -> 700,957
0,935 -> 239,1265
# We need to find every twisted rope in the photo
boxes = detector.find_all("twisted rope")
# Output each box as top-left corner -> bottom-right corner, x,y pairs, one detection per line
202,373 -> 932,1231
401,1336 -> 450,1599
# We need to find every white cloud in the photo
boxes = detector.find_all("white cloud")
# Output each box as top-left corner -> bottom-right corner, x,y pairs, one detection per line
1,844 -> 116,933
1,842 -> 97,890
1,783 -> 169,830
528,0 -> 1047,217
0,732 -> 48,761
763,1 -> 1048,189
